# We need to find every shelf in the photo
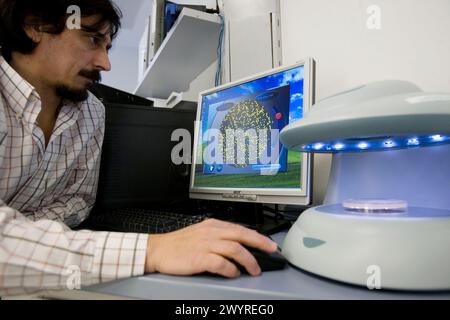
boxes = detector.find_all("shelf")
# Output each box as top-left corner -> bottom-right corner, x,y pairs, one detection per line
134,8 -> 221,99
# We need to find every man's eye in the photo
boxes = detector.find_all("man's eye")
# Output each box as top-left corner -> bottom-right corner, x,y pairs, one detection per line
84,33 -> 111,51
89,36 -> 101,46
88,36 -> 103,48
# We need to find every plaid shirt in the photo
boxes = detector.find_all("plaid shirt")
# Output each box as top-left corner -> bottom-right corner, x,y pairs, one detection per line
0,56 -> 148,297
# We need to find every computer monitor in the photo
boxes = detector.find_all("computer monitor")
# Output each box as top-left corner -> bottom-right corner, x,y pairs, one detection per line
190,59 -> 315,206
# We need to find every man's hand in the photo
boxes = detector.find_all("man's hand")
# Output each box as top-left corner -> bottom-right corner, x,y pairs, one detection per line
145,219 -> 278,278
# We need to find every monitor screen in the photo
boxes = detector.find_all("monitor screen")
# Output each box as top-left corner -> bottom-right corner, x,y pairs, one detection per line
190,59 -> 315,205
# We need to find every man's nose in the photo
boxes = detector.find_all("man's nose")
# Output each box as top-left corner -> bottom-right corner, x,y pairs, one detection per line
94,50 -> 111,72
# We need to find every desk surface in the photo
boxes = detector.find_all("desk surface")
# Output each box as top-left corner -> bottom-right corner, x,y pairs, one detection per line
85,233 -> 450,300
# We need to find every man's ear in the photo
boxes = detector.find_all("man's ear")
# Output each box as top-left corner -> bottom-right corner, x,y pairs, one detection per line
23,16 -> 44,44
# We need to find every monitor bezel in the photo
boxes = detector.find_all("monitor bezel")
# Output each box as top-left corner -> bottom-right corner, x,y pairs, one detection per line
189,58 -> 315,206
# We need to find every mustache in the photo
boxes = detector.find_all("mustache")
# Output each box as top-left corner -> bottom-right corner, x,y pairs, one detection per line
79,69 -> 102,83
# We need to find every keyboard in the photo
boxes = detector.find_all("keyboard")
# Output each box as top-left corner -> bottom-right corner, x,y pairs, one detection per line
89,208 -> 210,234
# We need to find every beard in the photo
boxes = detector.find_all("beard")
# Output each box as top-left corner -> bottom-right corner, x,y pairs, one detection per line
55,69 -> 102,103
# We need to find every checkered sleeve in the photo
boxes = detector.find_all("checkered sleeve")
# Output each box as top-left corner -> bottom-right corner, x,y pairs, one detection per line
0,202 -> 148,297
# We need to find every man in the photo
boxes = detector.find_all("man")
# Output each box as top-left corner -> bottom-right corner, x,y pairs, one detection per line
0,0 -> 277,296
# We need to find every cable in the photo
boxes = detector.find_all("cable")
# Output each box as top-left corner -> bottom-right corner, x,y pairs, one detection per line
262,205 -> 305,215
215,13 -> 224,87
262,205 -> 307,222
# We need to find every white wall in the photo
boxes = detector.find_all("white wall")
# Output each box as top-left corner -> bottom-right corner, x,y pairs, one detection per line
102,0 -> 151,92
103,45 -> 139,93
218,0 -> 282,82
280,0 -> 450,204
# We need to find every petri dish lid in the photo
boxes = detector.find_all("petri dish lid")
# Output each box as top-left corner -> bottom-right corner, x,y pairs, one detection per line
342,199 -> 408,213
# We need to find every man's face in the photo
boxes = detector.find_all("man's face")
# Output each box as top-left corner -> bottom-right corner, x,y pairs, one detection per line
34,15 -> 112,102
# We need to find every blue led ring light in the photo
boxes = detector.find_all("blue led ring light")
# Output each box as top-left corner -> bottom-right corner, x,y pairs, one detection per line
301,134 -> 450,153
280,81 -> 450,154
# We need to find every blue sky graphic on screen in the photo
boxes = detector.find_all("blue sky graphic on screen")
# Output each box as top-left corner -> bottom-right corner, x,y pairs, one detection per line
194,65 -> 305,189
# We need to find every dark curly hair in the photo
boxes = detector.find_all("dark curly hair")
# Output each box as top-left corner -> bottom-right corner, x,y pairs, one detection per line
0,0 -> 122,61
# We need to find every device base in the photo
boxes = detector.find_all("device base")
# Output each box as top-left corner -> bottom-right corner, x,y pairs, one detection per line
282,205 -> 450,291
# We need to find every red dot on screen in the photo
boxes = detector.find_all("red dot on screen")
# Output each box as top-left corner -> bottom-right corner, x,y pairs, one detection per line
275,113 -> 283,120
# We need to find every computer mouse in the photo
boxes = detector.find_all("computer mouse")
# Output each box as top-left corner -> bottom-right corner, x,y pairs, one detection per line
238,246 -> 287,274
197,246 -> 287,278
